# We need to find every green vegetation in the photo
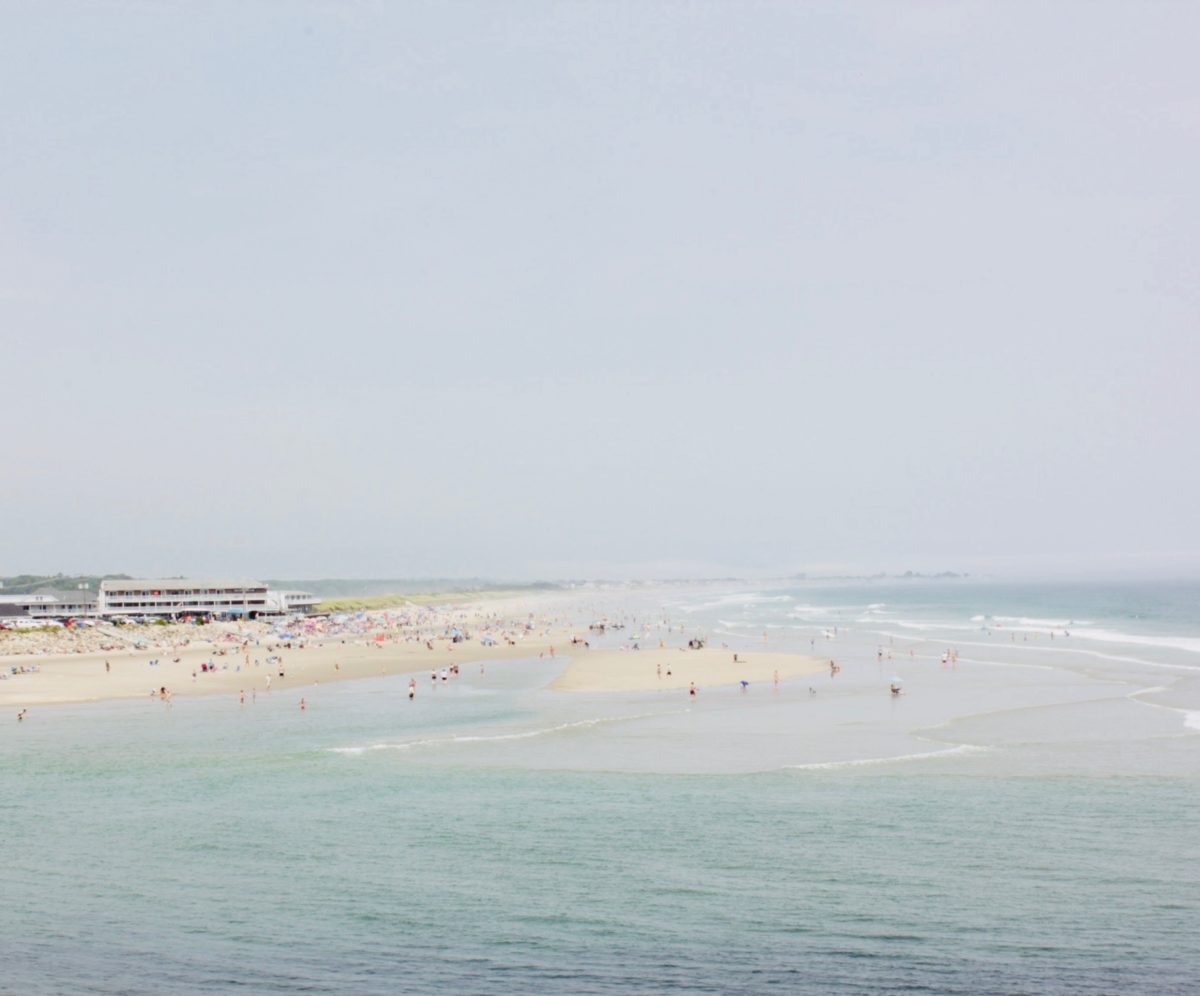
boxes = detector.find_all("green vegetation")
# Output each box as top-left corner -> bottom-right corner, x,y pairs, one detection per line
316,589 -> 539,613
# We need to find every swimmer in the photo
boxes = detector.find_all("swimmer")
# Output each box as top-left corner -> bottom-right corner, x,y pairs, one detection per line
299,697 -> 306,711
688,682 -> 696,697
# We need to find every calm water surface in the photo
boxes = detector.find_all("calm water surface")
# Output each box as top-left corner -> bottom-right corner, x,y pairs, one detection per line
3,580 -> 1198,994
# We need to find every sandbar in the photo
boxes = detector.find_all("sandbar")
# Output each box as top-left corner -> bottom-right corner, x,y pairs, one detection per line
551,646 -> 828,693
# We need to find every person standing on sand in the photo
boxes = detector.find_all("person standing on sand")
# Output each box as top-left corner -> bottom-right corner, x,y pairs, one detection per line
105,660 -> 110,673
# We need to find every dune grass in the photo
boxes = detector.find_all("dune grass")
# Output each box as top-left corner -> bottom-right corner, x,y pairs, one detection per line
315,589 -> 533,613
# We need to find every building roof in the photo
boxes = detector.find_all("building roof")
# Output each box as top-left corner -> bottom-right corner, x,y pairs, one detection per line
0,589 -> 97,605
101,579 -> 266,592
37,588 -> 99,604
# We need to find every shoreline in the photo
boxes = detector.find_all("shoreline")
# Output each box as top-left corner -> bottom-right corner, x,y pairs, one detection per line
1,586 -> 835,707
0,634 -> 578,709
0,593 -> 587,709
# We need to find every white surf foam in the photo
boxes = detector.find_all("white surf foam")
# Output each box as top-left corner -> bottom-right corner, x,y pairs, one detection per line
991,615 -> 1090,629
877,632 -> 1200,674
782,743 -> 990,771
1066,627 -> 1200,656
890,620 -> 979,634
679,592 -> 794,613
328,711 -> 676,756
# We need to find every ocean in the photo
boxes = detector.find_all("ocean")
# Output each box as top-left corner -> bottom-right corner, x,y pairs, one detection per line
3,579 -> 1198,994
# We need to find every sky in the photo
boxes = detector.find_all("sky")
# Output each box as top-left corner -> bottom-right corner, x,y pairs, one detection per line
2,2 -> 1197,581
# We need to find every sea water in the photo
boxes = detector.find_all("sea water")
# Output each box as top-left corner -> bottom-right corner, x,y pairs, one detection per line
2,580 -> 1198,993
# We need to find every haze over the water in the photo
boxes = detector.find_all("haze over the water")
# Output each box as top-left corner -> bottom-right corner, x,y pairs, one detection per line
3,3 -> 1197,580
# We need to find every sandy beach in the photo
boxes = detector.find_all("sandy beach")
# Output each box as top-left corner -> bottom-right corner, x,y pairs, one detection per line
0,594 -> 585,709
552,646 -> 828,692
2,587 -> 829,707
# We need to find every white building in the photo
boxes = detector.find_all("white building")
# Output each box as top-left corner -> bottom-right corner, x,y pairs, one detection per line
261,589 -> 322,616
98,579 -> 318,619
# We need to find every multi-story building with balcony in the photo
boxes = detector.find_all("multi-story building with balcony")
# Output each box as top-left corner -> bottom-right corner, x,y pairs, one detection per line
98,579 -> 316,618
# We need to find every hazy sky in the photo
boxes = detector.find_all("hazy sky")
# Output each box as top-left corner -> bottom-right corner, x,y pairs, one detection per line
3,2 -> 1197,580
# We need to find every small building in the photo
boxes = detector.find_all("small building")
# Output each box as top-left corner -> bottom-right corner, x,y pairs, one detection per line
261,589 -> 321,616
0,588 -> 100,620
